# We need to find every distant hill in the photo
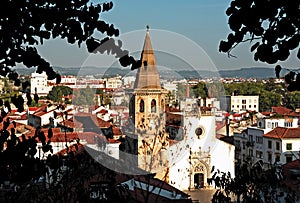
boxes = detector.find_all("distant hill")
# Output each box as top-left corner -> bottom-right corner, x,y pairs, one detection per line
219,67 -> 278,79
14,66 -> 285,79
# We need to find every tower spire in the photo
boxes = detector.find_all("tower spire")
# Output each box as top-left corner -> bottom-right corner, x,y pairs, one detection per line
134,26 -> 161,89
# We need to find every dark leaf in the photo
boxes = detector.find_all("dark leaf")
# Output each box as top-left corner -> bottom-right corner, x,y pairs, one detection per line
250,42 -> 260,52
275,65 -> 281,78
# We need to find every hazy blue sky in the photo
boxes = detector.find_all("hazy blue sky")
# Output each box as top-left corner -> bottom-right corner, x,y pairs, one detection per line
36,0 -> 299,71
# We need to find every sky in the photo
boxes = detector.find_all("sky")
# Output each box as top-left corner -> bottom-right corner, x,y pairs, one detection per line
36,0 -> 299,71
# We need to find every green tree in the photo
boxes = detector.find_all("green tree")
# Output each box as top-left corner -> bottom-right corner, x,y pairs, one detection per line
259,91 -> 282,112
177,83 -> 188,100
73,86 -> 96,106
286,91 -> 300,110
47,86 -> 72,103
191,82 -> 208,98
220,0 -> 300,91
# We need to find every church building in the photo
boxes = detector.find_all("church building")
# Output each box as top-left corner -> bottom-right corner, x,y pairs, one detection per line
127,26 -> 235,189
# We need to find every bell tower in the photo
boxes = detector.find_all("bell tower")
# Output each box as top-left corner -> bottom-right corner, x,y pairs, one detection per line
129,26 -> 169,175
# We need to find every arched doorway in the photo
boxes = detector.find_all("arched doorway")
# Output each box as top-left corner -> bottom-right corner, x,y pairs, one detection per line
192,161 -> 209,189
194,173 -> 204,189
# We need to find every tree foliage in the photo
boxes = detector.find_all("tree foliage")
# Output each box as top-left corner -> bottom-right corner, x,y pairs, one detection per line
208,162 -> 295,203
0,0 -> 140,86
220,0 -> 300,91
73,86 -> 95,106
47,86 -> 72,103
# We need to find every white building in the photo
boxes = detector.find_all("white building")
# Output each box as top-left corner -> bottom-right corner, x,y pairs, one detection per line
105,76 -> 122,89
162,82 -> 178,93
180,98 -> 199,113
263,127 -> 300,165
122,76 -> 136,88
168,114 -> 235,190
30,71 -> 53,96
234,117 -> 299,168
231,95 -> 259,113
60,75 -> 76,85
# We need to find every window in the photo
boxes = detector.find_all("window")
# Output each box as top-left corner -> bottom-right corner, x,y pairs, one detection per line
161,99 -> 164,112
249,99 -> 252,103
242,99 -> 246,104
139,99 -> 144,113
195,127 -> 204,139
248,149 -> 253,156
268,140 -> 272,149
232,105 -> 234,108
151,99 -> 156,113
276,142 -> 280,150
249,105 -> 252,108
286,143 -> 292,150
249,135 -> 253,142
286,155 -> 292,163
255,136 -> 263,144
268,153 -> 272,163
275,155 -> 280,162
254,105 -> 257,108
242,105 -> 246,110
284,122 -> 292,127
237,105 -> 240,108
256,150 -> 263,159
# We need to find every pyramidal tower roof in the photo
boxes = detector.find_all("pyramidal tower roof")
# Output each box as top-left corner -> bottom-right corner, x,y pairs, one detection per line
134,26 -> 161,89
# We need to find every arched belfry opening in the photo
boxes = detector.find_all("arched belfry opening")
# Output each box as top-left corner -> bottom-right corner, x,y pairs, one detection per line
151,99 -> 156,113
139,99 -> 144,113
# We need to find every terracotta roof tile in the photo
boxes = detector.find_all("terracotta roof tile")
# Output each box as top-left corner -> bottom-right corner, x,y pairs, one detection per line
263,127 -> 300,139
272,106 -> 300,117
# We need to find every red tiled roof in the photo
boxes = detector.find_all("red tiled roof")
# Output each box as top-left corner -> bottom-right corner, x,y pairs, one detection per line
261,111 -> 272,116
272,106 -> 293,114
263,127 -> 300,139
28,128 -> 107,144
112,126 -> 123,135
216,122 -> 226,131
96,117 -> 111,128
272,106 -> 300,117
97,109 -> 108,115
28,107 -> 39,112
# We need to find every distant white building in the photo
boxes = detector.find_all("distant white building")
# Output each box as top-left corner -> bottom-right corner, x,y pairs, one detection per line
105,76 -> 122,89
60,75 -> 76,85
122,76 -> 136,88
231,95 -> 259,113
30,71 -> 53,96
162,82 -> 177,92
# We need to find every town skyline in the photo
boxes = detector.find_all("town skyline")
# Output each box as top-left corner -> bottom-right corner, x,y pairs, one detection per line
35,0 -> 300,71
